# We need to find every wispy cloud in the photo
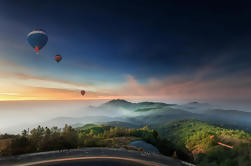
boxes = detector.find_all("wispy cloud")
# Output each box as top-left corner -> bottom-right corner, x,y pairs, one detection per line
0,92 -> 19,96
108,63 -> 251,102
0,51 -> 251,102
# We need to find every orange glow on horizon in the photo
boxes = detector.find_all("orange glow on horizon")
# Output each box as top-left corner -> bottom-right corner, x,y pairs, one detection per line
0,93 -> 148,101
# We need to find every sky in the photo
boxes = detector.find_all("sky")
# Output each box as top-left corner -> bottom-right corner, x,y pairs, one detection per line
0,0 -> 251,108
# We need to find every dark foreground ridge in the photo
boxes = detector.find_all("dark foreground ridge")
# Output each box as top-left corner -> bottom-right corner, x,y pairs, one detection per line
0,147 -> 194,166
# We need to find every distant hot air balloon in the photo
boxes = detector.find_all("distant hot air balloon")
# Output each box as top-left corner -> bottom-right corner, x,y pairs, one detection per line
81,90 -> 86,96
27,29 -> 48,54
54,55 -> 62,63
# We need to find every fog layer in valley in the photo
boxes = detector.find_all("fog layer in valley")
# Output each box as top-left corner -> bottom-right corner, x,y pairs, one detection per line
1,99 -> 251,134
0,100 -> 108,134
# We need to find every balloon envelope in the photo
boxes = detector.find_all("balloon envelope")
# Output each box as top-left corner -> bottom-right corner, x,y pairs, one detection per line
27,29 -> 48,52
81,90 -> 86,96
55,55 -> 62,63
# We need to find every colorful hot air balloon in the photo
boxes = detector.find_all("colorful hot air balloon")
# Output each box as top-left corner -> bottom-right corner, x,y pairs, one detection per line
27,29 -> 48,54
54,55 -> 62,63
81,90 -> 86,96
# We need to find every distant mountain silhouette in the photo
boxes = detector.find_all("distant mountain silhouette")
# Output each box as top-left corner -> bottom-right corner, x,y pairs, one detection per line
101,99 -> 135,109
172,101 -> 214,113
100,99 -> 175,111
15,99 -> 251,134
99,99 -> 251,132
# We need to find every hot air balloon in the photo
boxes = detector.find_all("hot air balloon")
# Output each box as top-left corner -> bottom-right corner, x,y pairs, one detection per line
81,90 -> 86,96
27,29 -> 48,54
54,55 -> 62,63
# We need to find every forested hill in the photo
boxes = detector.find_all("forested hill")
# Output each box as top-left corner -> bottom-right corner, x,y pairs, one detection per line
99,99 -> 251,132
155,120 -> 251,166
100,99 -> 173,111
1,119 -> 251,165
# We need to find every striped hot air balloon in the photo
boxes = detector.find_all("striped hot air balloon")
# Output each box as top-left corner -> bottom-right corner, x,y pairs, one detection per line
27,29 -> 48,54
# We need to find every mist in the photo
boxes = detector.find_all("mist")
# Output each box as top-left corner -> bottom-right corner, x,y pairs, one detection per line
1,99 -> 251,134
0,100 -> 110,134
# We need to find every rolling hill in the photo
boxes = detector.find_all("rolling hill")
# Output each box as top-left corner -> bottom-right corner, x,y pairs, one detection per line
154,119 -> 251,166
99,99 -> 251,132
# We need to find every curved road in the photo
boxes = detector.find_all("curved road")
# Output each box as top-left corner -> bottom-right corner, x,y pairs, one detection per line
0,148 -> 194,166
19,157 -> 156,166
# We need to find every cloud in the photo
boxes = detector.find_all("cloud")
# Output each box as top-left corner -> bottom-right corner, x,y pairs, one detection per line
0,57 -> 94,89
0,57 -> 124,100
0,92 -> 19,96
108,64 -> 251,102
0,51 -> 250,102
0,85 -> 127,101
3,59 -> 249,102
